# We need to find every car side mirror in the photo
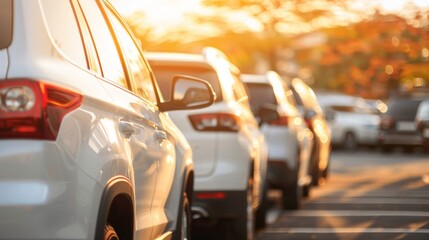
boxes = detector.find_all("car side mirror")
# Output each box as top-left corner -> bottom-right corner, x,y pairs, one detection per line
257,104 -> 280,127
158,75 -> 216,111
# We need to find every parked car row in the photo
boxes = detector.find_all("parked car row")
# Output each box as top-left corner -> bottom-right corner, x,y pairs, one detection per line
313,89 -> 429,154
0,1 -> 333,240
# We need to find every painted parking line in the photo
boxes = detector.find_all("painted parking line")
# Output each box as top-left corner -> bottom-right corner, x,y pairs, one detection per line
283,210 -> 429,217
262,228 -> 429,234
306,198 -> 429,204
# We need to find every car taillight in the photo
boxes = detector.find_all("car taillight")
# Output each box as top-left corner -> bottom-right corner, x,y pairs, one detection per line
188,113 -> 240,132
0,79 -> 82,140
269,116 -> 289,126
195,192 -> 226,199
380,115 -> 394,130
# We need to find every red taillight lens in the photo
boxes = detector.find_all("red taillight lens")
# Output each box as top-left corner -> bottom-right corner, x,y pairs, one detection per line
188,113 -> 240,132
196,192 -> 226,199
0,79 -> 82,140
269,116 -> 289,126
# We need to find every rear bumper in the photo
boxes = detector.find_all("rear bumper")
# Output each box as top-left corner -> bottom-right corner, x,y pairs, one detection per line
191,190 -> 246,224
378,131 -> 423,146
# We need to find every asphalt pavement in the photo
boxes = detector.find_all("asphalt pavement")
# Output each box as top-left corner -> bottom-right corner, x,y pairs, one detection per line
257,148 -> 429,240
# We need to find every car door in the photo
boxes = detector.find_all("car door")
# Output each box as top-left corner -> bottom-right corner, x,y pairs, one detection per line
78,1 -> 160,238
101,3 -> 177,238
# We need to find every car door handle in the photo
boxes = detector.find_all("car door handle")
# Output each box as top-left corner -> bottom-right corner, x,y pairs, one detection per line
119,120 -> 135,138
155,130 -> 167,141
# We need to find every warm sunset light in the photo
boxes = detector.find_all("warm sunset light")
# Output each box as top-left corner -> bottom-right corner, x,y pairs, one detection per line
113,0 -> 429,99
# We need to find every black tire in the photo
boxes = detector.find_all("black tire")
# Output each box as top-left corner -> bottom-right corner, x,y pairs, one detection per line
402,146 -> 414,153
380,144 -> 393,153
254,181 -> 268,229
311,159 -> 320,186
343,132 -> 358,151
302,183 -> 311,198
172,193 -> 191,240
282,180 -> 302,210
104,224 -> 119,240
226,178 -> 255,240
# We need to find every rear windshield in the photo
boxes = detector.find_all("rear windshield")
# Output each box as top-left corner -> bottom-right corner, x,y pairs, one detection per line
150,64 -> 222,102
386,99 -> 422,120
245,82 -> 277,114
0,0 -> 13,49
330,106 -> 354,112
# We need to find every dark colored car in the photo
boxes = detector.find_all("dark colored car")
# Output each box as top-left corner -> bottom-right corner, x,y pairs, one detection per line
378,96 -> 428,152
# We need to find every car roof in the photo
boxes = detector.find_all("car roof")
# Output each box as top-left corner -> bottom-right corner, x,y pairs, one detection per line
240,73 -> 270,84
145,52 -> 208,66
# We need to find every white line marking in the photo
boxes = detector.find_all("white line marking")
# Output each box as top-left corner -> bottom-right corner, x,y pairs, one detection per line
283,210 -> 429,217
263,228 -> 429,234
307,198 -> 429,204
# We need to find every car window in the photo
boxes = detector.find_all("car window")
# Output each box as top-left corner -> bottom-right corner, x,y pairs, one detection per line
330,106 -> 355,112
417,101 -> 429,119
40,0 -> 87,68
0,0 -> 12,50
70,0 -> 102,73
387,99 -> 422,120
79,0 -> 127,88
150,64 -> 221,102
105,6 -> 157,104
245,83 -> 277,114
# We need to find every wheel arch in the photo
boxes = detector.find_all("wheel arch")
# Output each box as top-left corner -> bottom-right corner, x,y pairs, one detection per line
94,177 -> 135,240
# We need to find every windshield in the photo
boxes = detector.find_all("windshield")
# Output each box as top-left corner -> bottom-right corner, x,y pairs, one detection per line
245,82 -> 277,114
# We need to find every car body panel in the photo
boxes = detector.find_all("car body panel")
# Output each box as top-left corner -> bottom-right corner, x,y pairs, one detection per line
0,1 -> 197,239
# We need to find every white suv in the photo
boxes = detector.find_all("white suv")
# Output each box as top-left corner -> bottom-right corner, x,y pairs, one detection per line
0,1 -> 215,239
241,72 -> 313,209
147,48 -> 268,238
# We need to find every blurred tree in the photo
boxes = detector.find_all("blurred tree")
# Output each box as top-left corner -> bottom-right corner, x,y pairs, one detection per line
197,0 -> 355,72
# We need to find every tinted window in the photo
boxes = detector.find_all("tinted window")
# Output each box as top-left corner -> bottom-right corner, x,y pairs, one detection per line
0,0 -> 12,49
150,64 -> 221,102
105,7 -> 156,104
79,1 -> 127,88
330,106 -> 355,112
40,0 -> 87,67
245,83 -> 277,114
387,99 -> 422,120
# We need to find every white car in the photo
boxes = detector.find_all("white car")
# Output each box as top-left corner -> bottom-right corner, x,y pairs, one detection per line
147,47 -> 269,238
241,71 -> 313,209
316,92 -> 381,150
0,1 -> 215,239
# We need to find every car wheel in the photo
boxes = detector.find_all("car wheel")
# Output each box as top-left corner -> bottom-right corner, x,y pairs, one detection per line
343,132 -> 358,151
104,224 -> 119,240
227,178 -> 255,240
172,193 -> 191,240
282,171 -> 302,210
282,184 -> 302,210
380,144 -> 393,153
402,146 -> 414,153
254,180 -> 268,229
302,183 -> 311,198
311,158 -> 321,186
